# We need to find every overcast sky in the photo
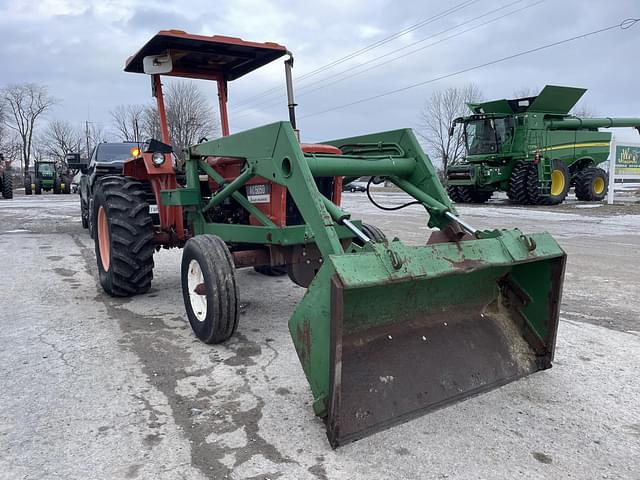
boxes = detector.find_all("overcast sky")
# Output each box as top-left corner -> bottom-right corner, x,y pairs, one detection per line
1,0 -> 639,145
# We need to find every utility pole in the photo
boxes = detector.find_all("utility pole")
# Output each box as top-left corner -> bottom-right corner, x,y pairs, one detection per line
85,121 -> 92,159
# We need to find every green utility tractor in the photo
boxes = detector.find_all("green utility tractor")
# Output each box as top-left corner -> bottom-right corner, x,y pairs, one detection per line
447,85 -> 640,205
25,160 -> 72,195
89,31 -> 567,447
0,153 -> 13,199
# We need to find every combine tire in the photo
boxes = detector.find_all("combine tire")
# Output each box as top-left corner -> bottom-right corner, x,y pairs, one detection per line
254,265 -> 287,276
181,235 -> 239,344
457,186 -> 493,203
53,178 -> 62,194
447,185 -> 463,203
507,161 -> 533,204
574,167 -> 608,201
528,159 -> 569,205
24,175 -> 32,195
2,174 -> 12,199
93,176 -> 155,296
35,181 -> 42,195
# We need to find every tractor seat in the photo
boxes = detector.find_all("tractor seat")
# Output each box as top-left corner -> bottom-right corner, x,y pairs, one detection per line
300,144 -> 342,155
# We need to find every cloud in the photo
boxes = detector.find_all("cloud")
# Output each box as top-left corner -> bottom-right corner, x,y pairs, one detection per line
0,0 -> 638,143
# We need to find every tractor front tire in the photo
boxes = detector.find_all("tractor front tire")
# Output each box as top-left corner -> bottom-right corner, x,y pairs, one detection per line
574,167 -> 608,201
93,176 -> 155,296
181,235 -> 239,344
355,223 -> 387,246
2,174 -> 13,199
507,161 -> 533,204
35,181 -> 42,195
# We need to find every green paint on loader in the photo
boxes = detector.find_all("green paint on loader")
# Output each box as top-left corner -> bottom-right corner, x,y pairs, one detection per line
166,121 -> 567,446
447,85 -> 640,205
112,32 -> 569,447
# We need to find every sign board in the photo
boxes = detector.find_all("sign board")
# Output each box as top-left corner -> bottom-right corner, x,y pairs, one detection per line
607,137 -> 640,204
614,145 -> 640,175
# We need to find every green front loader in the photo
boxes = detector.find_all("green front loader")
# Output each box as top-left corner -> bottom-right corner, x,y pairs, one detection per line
93,31 -> 567,447
447,85 -> 640,205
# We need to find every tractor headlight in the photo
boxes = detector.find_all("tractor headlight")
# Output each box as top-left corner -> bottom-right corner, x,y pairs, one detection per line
151,152 -> 165,167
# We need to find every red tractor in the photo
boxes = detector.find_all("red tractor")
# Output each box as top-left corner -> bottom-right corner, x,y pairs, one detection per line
71,31 -> 566,446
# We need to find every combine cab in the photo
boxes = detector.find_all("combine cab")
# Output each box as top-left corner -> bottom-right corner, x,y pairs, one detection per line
85,30 -> 567,446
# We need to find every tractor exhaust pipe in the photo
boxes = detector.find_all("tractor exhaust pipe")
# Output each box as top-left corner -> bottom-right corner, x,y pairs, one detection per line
284,52 -> 298,138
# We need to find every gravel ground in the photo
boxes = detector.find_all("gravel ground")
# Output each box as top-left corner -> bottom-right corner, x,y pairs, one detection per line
0,192 -> 638,480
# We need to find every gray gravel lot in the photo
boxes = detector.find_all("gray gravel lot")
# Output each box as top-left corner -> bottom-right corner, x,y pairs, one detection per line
1,192 -> 639,480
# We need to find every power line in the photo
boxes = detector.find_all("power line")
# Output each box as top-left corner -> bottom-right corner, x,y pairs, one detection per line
233,0 -> 537,118
232,0 -> 480,108
298,18 -> 639,120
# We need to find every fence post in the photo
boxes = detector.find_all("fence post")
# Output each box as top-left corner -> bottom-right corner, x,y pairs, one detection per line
607,136 -> 616,205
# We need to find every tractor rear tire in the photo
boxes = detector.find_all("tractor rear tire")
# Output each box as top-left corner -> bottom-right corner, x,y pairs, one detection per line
253,266 -> 287,276
35,181 -> 42,195
528,159 -> 569,205
181,235 -> 239,344
574,167 -> 608,201
24,175 -> 32,196
93,176 -> 155,297
63,177 -> 71,194
507,161 -> 533,204
53,178 -> 62,194
2,174 -> 13,199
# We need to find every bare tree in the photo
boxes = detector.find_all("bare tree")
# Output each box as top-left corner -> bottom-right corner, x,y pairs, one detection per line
1,83 -> 57,172
110,104 -> 145,142
571,102 -> 596,118
417,84 -> 483,177
140,104 -> 162,141
38,119 -> 83,165
512,86 -> 540,98
162,81 -> 218,159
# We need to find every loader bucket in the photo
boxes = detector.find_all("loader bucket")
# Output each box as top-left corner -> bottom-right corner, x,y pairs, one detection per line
289,229 -> 565,447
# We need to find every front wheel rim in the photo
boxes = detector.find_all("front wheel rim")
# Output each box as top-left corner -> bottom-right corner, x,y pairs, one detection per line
187,259 -> 207,322
97,206 -> 110,271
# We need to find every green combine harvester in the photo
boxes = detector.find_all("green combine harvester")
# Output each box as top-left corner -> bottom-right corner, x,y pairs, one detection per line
79,31 -> 568,447
447,85 -> 640,205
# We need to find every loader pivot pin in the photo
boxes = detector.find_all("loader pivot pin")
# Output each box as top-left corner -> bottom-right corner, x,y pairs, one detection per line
444,211 -> 477,236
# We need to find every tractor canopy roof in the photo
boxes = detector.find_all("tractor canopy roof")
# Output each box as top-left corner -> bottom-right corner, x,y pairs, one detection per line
467,85 -> 587,116
124,30 -> 288,81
